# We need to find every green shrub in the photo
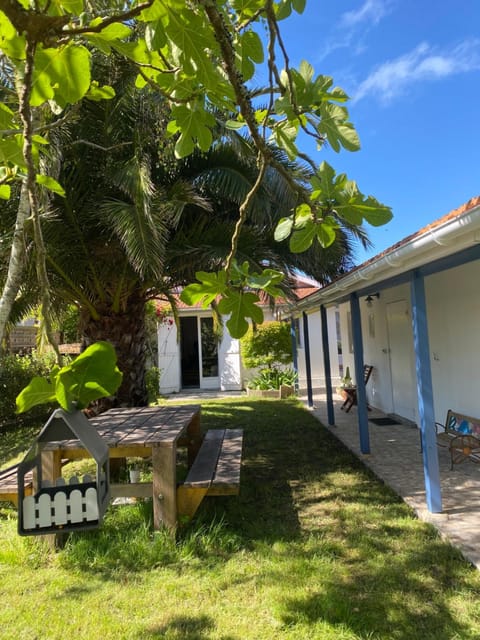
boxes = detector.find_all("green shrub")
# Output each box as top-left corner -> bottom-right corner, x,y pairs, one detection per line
241,321 -> 292,369
247,367 -> 297,390
0,351 -> 58,428
145,366 -> 161,403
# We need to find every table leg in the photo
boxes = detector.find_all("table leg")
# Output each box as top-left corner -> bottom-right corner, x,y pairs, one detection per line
40,450 -> 66,549
41,449 -> 62,486
152,444 -> 177,531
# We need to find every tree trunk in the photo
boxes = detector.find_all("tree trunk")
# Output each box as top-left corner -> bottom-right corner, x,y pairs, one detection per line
0,183 -> 30,350
80,293 -> 149,409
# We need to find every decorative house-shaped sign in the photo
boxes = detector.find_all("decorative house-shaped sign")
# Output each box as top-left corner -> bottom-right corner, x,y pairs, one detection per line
17,409 -> 110,536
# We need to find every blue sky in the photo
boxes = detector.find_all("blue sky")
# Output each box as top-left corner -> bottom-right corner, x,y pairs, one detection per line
276,0 -> 480,264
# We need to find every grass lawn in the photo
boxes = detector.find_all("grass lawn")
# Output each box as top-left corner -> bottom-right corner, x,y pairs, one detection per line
1,396 -> 479,639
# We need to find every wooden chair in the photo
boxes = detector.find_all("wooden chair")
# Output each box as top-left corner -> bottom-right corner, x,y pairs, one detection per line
341,365 -> 373,413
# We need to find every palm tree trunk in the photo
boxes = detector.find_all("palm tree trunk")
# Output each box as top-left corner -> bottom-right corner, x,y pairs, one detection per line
81,294 -> 149,409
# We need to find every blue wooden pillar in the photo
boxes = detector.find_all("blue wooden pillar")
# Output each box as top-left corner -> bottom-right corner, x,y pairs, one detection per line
410,271 -> 442,513
290,316 -> 299,395
350,293 -> 370,453
320,305 -> 335,426
302,311 -> 314,409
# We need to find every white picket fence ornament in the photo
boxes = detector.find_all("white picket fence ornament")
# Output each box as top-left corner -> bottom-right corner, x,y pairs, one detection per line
22,475 -> 100,531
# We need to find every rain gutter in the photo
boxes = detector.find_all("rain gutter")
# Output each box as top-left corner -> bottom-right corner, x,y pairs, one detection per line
295,200 -> 480,312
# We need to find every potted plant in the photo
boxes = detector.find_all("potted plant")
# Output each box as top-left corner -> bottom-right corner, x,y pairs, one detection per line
127,458 -> 143,483
336,366 -> 354,399
246,367 -> 297,399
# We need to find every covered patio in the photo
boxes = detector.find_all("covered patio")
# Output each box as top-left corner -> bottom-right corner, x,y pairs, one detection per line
306,389 -> 480,570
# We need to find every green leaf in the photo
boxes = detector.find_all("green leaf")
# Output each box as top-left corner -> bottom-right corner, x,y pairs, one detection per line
0,11 -> 25,60
55,0 -> 83,14
318,103 -> 360,153
165,6 -> 217,83
55,341 -> 123,411
218,290 -> 264,339
0,103 -> 15,129
315,221 -> 337,248
274,216 -> 294,241
272,120 -> 299,160
236,30 -> 264,81
180,271 -> 227,307
293,203 -> 313,228
31,44 -> 91,108
16,377 -> 56,414
276,0 -> 292,20
36,174 -> 65,197
292,0 -> 306,12
289,221 -> 317,253
16,342 -> 122,413
0,184 -> 11,199
0,135 -> 26,168
225,119 -> 246,131
168,104 -> 215,158
85,82 -> 115,101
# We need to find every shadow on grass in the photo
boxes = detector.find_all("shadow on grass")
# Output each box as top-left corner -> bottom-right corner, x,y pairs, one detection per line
12,398 -> 479,639
141,614 -> 236,640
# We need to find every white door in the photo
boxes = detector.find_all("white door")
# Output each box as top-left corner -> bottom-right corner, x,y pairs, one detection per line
386,300 -> 417,421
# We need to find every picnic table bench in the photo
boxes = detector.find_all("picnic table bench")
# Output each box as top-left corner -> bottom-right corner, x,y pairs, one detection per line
435,409 -> 480,469
0,464 -> 33,506
0,406 -> 244,533
177,428 -> 243,521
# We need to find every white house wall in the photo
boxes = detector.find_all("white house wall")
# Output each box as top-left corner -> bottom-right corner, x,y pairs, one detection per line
366,284 -> 417,422
218,326 -> 242,391
335,258 -> 480,425
425,259 -> 480,421
158,321 -> 181,394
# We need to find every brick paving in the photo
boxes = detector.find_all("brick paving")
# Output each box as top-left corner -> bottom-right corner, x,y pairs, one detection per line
307,390 -> 480,570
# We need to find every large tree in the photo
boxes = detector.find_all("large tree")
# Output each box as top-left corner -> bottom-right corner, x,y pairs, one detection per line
0,1 -> 392,382
30,54 -> 367,405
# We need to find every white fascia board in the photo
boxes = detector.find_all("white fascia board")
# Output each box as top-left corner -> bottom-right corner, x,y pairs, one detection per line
297,203 -> 480,309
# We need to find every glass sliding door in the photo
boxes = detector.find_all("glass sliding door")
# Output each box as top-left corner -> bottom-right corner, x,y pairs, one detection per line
200,317 -> 219,387
179,316 -> 219,389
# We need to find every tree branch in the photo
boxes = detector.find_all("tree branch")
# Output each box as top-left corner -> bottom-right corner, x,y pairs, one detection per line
18,38 -> 62,363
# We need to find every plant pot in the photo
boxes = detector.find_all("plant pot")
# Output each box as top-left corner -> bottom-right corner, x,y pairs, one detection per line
129,468 -> 141,483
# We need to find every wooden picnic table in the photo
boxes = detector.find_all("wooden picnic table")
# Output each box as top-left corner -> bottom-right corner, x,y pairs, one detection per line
40,404 -> 202,531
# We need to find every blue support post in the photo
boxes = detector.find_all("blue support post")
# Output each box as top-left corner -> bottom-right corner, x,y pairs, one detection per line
350,293 -> 370,454
320,305 -> 335,426
410,271 -> 442,513
302,311 -> 314,409
290,317 -> 299,395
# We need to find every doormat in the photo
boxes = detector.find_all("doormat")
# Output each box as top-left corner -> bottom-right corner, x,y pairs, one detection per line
369,417 -> 402,426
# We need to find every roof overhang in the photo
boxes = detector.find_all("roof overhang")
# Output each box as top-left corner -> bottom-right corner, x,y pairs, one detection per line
295,197 -> 480,312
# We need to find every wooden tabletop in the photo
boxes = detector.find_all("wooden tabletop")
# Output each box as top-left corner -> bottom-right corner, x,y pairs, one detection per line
48,405 -> 201,450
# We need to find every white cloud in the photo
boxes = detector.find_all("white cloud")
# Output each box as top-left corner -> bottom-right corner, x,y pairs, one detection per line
316,0 -> 393,62
341,0 -> 392,28
353,39 -> 480,104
